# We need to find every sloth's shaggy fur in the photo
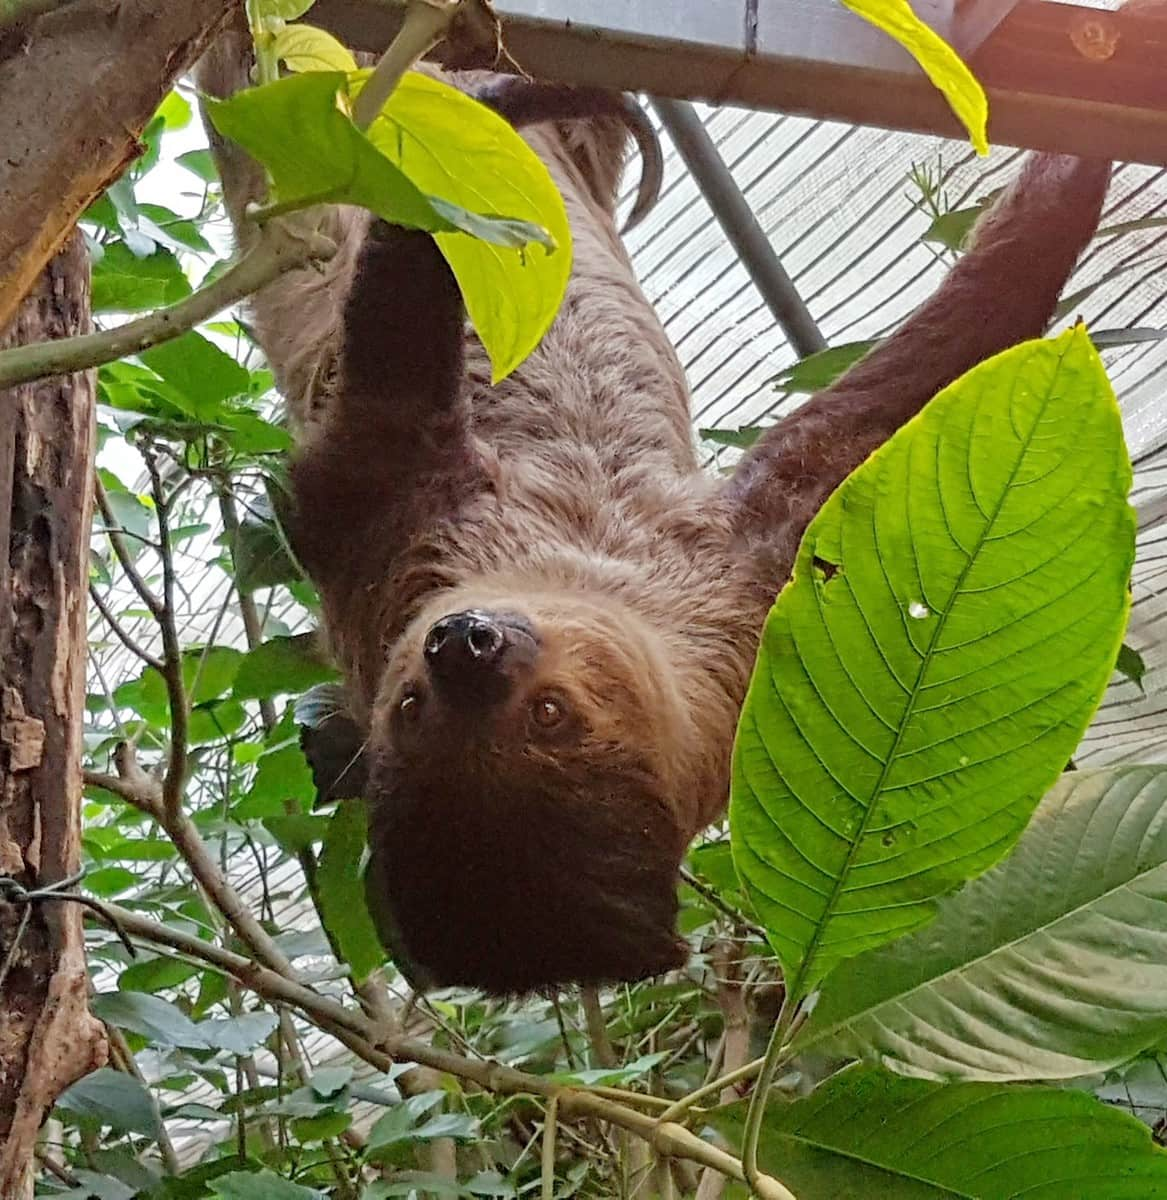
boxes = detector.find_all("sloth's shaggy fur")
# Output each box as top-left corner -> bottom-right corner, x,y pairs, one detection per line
198,29 -> 1110,993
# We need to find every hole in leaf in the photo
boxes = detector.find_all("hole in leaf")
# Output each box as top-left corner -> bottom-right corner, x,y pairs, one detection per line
813,555 -> 840,582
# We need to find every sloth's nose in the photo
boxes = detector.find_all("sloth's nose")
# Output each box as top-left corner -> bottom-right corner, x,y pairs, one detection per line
424,611 -> 505,682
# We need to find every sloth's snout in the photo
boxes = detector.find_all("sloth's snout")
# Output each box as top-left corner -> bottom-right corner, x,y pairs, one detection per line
420,609 -> 539,708
424,611 -> 504,674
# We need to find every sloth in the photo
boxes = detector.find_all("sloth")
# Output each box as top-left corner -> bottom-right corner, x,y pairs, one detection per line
198,33 -> 1111,994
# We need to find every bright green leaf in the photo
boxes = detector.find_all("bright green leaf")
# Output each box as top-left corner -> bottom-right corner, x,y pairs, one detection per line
710,1066 -> 1167,1198
235,743 -> 315,820
844,0 -> 988,154
363,70 -> 570,381
731,328 -> 1134,998
273,22 -> 357,72
317,799 -> 385,981
205,72 -> 453,232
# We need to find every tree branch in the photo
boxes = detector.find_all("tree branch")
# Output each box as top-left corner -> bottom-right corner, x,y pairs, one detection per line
0,223 -> 334,388
98,904 -> 798,1200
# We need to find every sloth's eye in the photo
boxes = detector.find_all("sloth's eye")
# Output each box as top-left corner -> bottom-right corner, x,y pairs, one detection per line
531,694 -> 567,729
398,689 -> 421,720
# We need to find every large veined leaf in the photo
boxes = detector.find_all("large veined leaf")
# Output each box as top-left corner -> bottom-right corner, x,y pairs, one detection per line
731,328 -> 1134,998
360,70 -> 572,382
844,0 -> 987,155
796,766 -> 1167,1081
710,1066 -> 1167,1198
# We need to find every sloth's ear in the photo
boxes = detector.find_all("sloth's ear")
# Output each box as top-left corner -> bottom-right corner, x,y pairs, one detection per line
296,683 -> 369,808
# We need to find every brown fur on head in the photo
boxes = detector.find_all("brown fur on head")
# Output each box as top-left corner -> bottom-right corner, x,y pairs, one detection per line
366,586 -> 695,992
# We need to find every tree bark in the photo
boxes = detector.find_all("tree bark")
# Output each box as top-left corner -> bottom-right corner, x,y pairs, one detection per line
0,231 -> 105,1200
0,0 -> 239,332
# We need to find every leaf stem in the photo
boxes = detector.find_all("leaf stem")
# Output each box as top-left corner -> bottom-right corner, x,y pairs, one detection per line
741,991 -> 799,1192
351,0 -> 460,129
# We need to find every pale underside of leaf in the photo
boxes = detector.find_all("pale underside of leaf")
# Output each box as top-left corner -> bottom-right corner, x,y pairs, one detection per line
798,766 -> 1167,1082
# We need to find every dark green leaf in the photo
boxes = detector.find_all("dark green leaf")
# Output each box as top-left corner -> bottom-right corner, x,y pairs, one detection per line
318,800 -> 385,981
262,812 -> 329,854
117,956 -> 200,993
1117,642 -> 1147,689
186,646 -> 245,704
92,991 -> 206,1048
232,634 -> 336,701
710,1066 -> 1167,1198
217,410 -> 293,455
698,425 -> 764,450
771,340 -> 874,394
97,839 -> 179,863
188,700 -> 248,745
56,1068 -> 160,1137
211,1172 -> 324,1200
232,505 -> 301,594
292,1110 -> 352,1142
82,866 -> 139,897
198,1011 -> 279,1055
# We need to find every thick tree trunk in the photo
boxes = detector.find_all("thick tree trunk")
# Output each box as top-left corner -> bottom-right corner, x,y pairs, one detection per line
0,231 -> 105,1200
0,0 -> 238,332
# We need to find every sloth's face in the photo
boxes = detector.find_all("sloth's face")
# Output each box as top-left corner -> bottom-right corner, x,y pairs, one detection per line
362,588 -> 693,993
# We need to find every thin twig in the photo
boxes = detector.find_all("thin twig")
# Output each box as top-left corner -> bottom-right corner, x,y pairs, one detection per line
88,584 -> 164,672
93,475 -> 162,619
104,1021 -> 181,1174
0,223 -> 335,388
142,447 -> 188,820
541,1093 -> 559,1200
582,987 -> 617,1070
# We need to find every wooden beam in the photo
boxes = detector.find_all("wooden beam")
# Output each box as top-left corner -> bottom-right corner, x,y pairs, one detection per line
312,0 -> 1167,165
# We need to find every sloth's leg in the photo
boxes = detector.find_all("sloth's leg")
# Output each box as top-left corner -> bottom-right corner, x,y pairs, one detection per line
727,154 -> 1111,567
289,224 -> 487,589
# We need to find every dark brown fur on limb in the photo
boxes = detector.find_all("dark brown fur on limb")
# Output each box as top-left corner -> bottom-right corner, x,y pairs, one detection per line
198,34 -> 1110,994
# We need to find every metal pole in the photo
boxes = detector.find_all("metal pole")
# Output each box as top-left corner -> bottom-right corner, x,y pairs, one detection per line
650,96 -> 827,359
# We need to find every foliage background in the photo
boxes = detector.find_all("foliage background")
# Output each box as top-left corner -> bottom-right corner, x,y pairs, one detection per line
43,68 -> 1167,1198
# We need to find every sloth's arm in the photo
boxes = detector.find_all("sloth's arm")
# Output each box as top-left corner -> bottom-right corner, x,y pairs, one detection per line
289,225 -> 485,585
728,154 -> 1112,559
